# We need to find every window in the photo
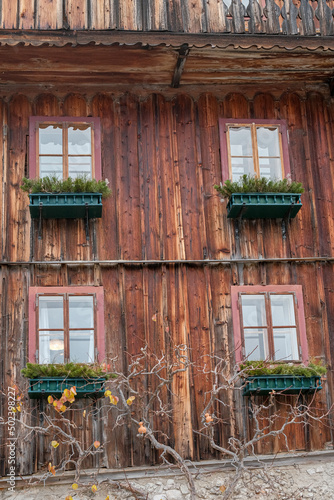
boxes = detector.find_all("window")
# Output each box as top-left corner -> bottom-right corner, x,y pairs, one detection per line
231,285 -> 308,364
28,287 -> 105,364
219,119 -> 291,182
29,117 -> 102,180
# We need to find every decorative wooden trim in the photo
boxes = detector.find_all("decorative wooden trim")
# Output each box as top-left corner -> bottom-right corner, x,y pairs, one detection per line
218,118 -> 291,182
231,285 -> 308,365
28,286 -> 105,363
29,116 -> 102,180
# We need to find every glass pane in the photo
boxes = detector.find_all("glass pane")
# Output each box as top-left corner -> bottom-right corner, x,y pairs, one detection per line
39,296 -> 64,329
68,125 -> 92,155
270,295 -> 296,326
39,125 -> 62,155
68,157 -> 92,178
244,329 -> 268,361
231,157 -> 255,182
259,158 -> 282,180
273,328 -> 299,361
69,330 -> 94,363
229,127 -> 253,157
256,127 -> 280,157
39,331 -> 64,364
241,295 -> 266,327
69,295 -> 94,329
39,156 -> 63,179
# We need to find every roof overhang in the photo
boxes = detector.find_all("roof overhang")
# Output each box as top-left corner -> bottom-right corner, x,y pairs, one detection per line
0,30 -> 334,90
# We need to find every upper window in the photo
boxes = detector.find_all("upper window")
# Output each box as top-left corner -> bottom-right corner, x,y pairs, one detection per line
219,119 -> 291,182
28,286 -> 105,364
231,285 -> 308,365
29,117 -> 102,180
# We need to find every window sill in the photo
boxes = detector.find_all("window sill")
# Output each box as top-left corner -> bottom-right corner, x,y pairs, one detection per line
29,192 -> 103,219
242,375 -> 322,396
227,192 -> 302,219
28,377 -> 106,398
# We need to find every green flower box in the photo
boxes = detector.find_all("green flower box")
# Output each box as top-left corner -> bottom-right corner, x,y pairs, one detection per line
29,192 -> 103,219
28,377 -> 106,399
227,193 -> 302,219
242,375 -> 322,396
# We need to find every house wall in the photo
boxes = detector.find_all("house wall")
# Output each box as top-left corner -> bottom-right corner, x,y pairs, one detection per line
1,90 -> 333,474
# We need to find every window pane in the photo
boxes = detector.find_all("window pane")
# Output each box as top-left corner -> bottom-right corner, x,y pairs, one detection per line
244,329 -> 268,361
68,157 -> 92,178
39,125 -> 62,155
69,295 -> 94,329
259,158 -> 282,180
270,295 -> 296,326
256,127 -> 280,157
241,295 -> 266,327
69,330 -> 94,363
68,125 -> 92,155
39,156 -> 63,178
39,331 -> 64,364
229,127 -> 253,156
231,157 -> 255,182
39,296 -> 64,329
273,328 -> 299,361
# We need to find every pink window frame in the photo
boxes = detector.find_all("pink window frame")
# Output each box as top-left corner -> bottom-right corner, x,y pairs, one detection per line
28,286 -> 105,363
29,116 -> 102,180
231,285 -> 308,365
219,118 -> 291,182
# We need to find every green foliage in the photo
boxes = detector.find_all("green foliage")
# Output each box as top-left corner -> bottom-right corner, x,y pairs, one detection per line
214,174 -> 304,199
240,360 -> 327,378
21,176 -> 111,199
21,362 -> 117,379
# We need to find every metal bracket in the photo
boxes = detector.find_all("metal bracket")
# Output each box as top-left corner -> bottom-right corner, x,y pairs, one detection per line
85,202 -> 90,241
282,202 -> 295,240
235,202 -> 247,240
38,202 -> 43,240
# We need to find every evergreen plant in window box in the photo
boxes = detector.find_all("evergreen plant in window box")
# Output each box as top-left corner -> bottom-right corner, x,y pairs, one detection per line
22,363 -> 115,399
21,176 -> 111,220
215,175 -> 304,219
240,361 -> 326,396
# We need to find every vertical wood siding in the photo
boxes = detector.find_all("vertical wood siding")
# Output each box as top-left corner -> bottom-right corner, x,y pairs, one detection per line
0,0 -> 333,35
1,90 -> 333,474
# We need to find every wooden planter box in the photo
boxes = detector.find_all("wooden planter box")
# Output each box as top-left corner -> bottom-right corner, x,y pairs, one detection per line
28,377 -> 106,398
226,193 -> 302,219
242,375 -> 322,396
29,192 -> 103,219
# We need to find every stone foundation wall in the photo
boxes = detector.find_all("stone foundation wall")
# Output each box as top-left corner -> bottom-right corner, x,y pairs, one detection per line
1,453 -> 334,500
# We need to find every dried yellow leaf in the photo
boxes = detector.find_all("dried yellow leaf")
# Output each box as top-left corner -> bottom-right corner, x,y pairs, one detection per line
219,485 -> 226,493
72,483 -> 78,490
93,440 -> 100,449
51,440 -> 59,449
91,484 -> 97,493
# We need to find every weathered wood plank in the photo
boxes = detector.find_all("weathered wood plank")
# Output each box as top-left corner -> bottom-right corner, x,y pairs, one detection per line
119,0 -> 142,30
117,94 -> 142,260
36,0 -> 62,29
197,94 -> 229,260
18,0 -> 35,29
65,0 -> 88,29
138,97 -> 161,260
173,94 -> 203,260
1,0 -> 18,28
6,95 -> 31,262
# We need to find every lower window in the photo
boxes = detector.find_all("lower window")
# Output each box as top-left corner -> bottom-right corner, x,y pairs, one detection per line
29,287 -> 105,364
231,285 -> 308,364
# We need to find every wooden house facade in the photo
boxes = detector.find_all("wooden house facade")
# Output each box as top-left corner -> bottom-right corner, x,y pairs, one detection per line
1,0 -> 334,476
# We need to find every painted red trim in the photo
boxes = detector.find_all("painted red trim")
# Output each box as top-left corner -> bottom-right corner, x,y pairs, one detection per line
29,117 -> 102,180
218,118 -> 291,182
231,285 -> 308,365
28,286 -> 105,363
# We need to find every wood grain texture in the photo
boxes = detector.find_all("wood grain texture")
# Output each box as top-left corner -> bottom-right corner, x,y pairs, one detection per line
2,89 -> 334,474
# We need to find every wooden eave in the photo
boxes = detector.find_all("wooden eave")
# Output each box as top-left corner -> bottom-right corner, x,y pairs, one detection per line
0,30 -> 334,89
